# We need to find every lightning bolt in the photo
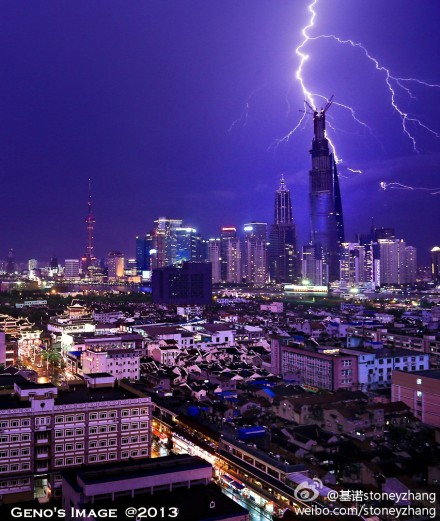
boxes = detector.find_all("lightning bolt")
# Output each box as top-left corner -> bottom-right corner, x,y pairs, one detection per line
310,33 -> 440,152
276,0 -> 440,160
228,85 -> 266,132
380,181 -> 440,195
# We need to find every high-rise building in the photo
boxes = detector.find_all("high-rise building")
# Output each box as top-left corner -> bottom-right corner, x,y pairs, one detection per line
378,239 -> 416,285
404,245 -> 417,284
151,217 -> 183,268
135,234 -> 153,276
339,243 -> 375,289
269,176 -> 298,283
220,227 -> 237,282
308,101 -> 344,283
243,222 -> 268,284
107,251 -> 125,279
225,237 -> 242,283
64,259 -> 80,278
431,246 -> 440,282
208,238 -> 221,283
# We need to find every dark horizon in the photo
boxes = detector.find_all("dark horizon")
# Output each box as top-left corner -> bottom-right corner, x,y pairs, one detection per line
1,0 -> 439,263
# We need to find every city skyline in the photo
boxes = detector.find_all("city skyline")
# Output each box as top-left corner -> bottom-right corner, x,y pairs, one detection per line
0,1 -> 439,262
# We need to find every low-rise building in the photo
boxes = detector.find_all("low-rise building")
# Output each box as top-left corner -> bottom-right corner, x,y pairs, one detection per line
0,374 -> 151,503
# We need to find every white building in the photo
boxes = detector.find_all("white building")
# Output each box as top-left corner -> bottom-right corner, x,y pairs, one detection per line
340,347 -> 429,390
82,348 -> 140,380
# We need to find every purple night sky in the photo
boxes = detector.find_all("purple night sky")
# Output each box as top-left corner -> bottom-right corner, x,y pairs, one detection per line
1,0 -> 439,263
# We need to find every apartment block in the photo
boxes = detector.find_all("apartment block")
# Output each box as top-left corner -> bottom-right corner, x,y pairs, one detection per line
0,374 -> 151,503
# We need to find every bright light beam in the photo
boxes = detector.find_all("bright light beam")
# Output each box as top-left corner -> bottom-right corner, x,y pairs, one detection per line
380,181 -> 440,195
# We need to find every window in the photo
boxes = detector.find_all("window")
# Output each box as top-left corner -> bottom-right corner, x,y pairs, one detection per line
75,457 -> 83,464
121,452 -> 129,458
75,443 -> 83,450
65,444 -> 73,451
0,451 -> 6,458
66,416 -> 74,423
89,441 -> 97,448
55,416 -> 64,424
22,434 -> 30,441
99,441 -> 106,447
75,428 -> 84,436
131,423 -> 138,430
10,435 -> 19,442
10,464 -> 19,471
0,438 -> 7,444
11,420 -> 19,428
65,430 -> 74,437
131,409 -> 139,416
55,445 -> 63,452
140,422 -> 147,429
89,456 -> 97,463
130,450 -> 138,457
66,458 -> 73,465
0,422 -> 7,428
21,419 -> 30,427
108,439 -> 116,446
99,454 -> 106,461
109,411 -> 116,418
121,424 -> 129,431
121,438 -> 129,445
76,414 -> 85,422
0,466 -> 8,473
10,450 -> 18,457
108,453 -> 117,460
90,413 -> 98,420
131,437 -> 137,443
89,427 -> 97,435
99,412 -> 107,419
121,410 -> 129,417
21,448 -> 29,456
55,431 -> 63,438
22,463 -> 30,470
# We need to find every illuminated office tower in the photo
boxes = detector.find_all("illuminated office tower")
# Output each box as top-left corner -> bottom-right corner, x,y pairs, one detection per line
220,227 -> 237,282
107,251 -> 125,280
243,222 -> 268,284
404,246 -> 417,284
225,237 -> 242,283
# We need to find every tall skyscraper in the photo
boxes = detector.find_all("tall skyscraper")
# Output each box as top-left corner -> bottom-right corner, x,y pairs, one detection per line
243,222 -> 268,284
269,176 -> 298,283
225,236 -> 242,283
220,227 -> 237,282
378,239 -> 416,285
308,101 -> 344,283
81,180 -> 97,274
208,238 -> 221,283
152,217 -> 182,268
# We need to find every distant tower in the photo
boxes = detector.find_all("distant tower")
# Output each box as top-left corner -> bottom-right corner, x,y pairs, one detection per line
6,248 -> 15,274
307,97 -> 344,282
81,180 -> 97,273
269,176 -> 298,283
